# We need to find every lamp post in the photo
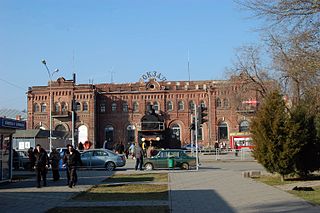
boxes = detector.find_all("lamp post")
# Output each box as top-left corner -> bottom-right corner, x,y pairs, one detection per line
42,59 -> 59,152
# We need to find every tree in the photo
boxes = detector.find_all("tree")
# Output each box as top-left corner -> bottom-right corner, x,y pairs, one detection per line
251,90 -> 294,180
287,104 -> 320,177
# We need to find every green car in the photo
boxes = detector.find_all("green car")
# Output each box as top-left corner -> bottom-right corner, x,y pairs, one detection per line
144,149 -> 196,170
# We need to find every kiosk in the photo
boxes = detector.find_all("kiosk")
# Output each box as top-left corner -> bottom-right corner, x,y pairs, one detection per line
0,117 -> 26,182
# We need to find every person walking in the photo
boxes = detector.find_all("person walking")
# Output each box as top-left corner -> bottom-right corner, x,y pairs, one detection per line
33,144 -> 49,188
63,144 -> 82,188
134,142 -> 144,171
49,148 -> 60,181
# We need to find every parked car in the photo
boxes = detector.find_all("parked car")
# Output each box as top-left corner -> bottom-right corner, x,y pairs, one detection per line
182,143 -> 203,151
144,149 -> 196,170
80,149 -> 126,171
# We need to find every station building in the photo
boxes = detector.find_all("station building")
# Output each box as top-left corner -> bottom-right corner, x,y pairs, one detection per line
26,72 -> 262,150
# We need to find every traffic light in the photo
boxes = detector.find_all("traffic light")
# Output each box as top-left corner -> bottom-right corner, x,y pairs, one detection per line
198,105 -> 208,125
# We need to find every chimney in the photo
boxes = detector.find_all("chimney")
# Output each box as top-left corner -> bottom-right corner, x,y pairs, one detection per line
73,73 -> 76,83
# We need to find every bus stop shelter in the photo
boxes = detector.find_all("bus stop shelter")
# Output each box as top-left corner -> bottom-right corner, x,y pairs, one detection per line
0,117 -> 26,182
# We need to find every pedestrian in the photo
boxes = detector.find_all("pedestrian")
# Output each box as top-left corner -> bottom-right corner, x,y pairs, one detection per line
33,144 -> 49,188
129,142 -> 135,159
119,142 -> 125,154
63,144 -> 82,188
49,148 -> 60,181
27,147 -> 35,171
78,142 -> 84,151
134,142 -> 144,171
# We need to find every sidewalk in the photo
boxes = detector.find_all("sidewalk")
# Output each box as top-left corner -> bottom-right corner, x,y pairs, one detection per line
169,168 -> 320,213
1,160 -> 320,212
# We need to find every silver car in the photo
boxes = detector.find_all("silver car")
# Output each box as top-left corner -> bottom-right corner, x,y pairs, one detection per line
80,149 -> 126,171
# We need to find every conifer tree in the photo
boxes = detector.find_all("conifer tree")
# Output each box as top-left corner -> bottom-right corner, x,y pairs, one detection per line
251,90 -> 294,180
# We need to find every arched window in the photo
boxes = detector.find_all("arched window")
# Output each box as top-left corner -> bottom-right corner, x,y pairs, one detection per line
167,101 -> 173,111
146,101 -> 152,111
83,102 -> 88,111
239,120 -> 250,132
178,101 -> 184,111
75,102 -> 81,111
171,124 -> 181,143
153,101 -> 159,111
61,102 -> 67,112
216,98 -> 221,108
133,102 -> 139,112
218,122 -> 228,140
41,103 -> 46,112
104,126 -> 114,149
54,102 -> 60,112
127,125 -> 136,143
200,101 -> 206,108
223,99 -> 229,108
34,103 -> 39,112
189,101 -> 195,113
111,102 -> 117,112
123,102 -> 128,112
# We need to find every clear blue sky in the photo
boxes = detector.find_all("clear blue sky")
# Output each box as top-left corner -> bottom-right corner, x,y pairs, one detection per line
0,0 -> 260,110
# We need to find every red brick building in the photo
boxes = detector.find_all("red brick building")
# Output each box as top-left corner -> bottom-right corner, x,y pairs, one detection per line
27,72 -> 261,149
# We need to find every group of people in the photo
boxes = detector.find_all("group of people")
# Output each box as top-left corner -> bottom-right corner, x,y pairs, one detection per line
28,144 -> 82,188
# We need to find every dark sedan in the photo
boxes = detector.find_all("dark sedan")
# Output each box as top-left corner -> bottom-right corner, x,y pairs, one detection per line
144,149 -> 196,170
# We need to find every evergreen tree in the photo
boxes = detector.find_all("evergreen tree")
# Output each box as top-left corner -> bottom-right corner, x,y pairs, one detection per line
251,90 -> 294,180
288,105 -> 320,177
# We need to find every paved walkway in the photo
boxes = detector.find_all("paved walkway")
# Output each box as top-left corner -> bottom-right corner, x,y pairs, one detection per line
169,169 -> 320,213
1,158 -> 320,213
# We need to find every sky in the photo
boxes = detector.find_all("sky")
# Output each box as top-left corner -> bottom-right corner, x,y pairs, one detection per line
0,0 -> 261,111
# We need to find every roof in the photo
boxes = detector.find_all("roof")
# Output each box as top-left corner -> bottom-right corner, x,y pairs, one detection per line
13,129 -> 71,139
0,108 -> 27,120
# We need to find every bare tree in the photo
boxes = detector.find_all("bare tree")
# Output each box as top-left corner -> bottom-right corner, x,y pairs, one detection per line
227,45 -> 275,98
237,0 -> 320,34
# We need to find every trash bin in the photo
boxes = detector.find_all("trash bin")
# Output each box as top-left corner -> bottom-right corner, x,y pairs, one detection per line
168,157 -> 174,168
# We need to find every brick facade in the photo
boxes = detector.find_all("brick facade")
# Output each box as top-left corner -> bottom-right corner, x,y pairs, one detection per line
27,74 -> 261,149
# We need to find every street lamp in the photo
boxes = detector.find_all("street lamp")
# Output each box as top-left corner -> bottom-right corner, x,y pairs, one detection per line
42,59 -> 59,152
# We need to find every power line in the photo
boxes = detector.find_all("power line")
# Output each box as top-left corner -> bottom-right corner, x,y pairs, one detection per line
0,77 -> 26,91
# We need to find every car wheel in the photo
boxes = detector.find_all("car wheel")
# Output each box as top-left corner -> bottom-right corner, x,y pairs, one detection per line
144,163 -> 154,171
181,162 -> 189,170
105,162 -> 115,171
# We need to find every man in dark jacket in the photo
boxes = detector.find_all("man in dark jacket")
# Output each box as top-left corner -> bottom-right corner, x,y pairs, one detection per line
134,142 -> 144,171
63,144 -> 82,188
33,144 -> 49,188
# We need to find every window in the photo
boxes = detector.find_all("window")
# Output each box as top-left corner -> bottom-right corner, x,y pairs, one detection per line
146,102 -> 152,111
239,120 -> 250,132
218,122 -> 228,140
216,98 -> 221,108
75,102 -> 81,111
61,102 -> 67,112
133,102 -> 139,112
178,101 -> 184,111
34,104 -> 39,112
153,101 -> 159,111
189,101 -> 195,113
223,99 -> 229,108
200,101 -> 206,108
123,102 -> 128,112
41,103 -> 46,112
111,102 -> 117,112
127,125 -> 135,142
100,103 -> 106,112
83,102 -> 88,111
55,102 -> 60,112
167,101 -> 173,111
